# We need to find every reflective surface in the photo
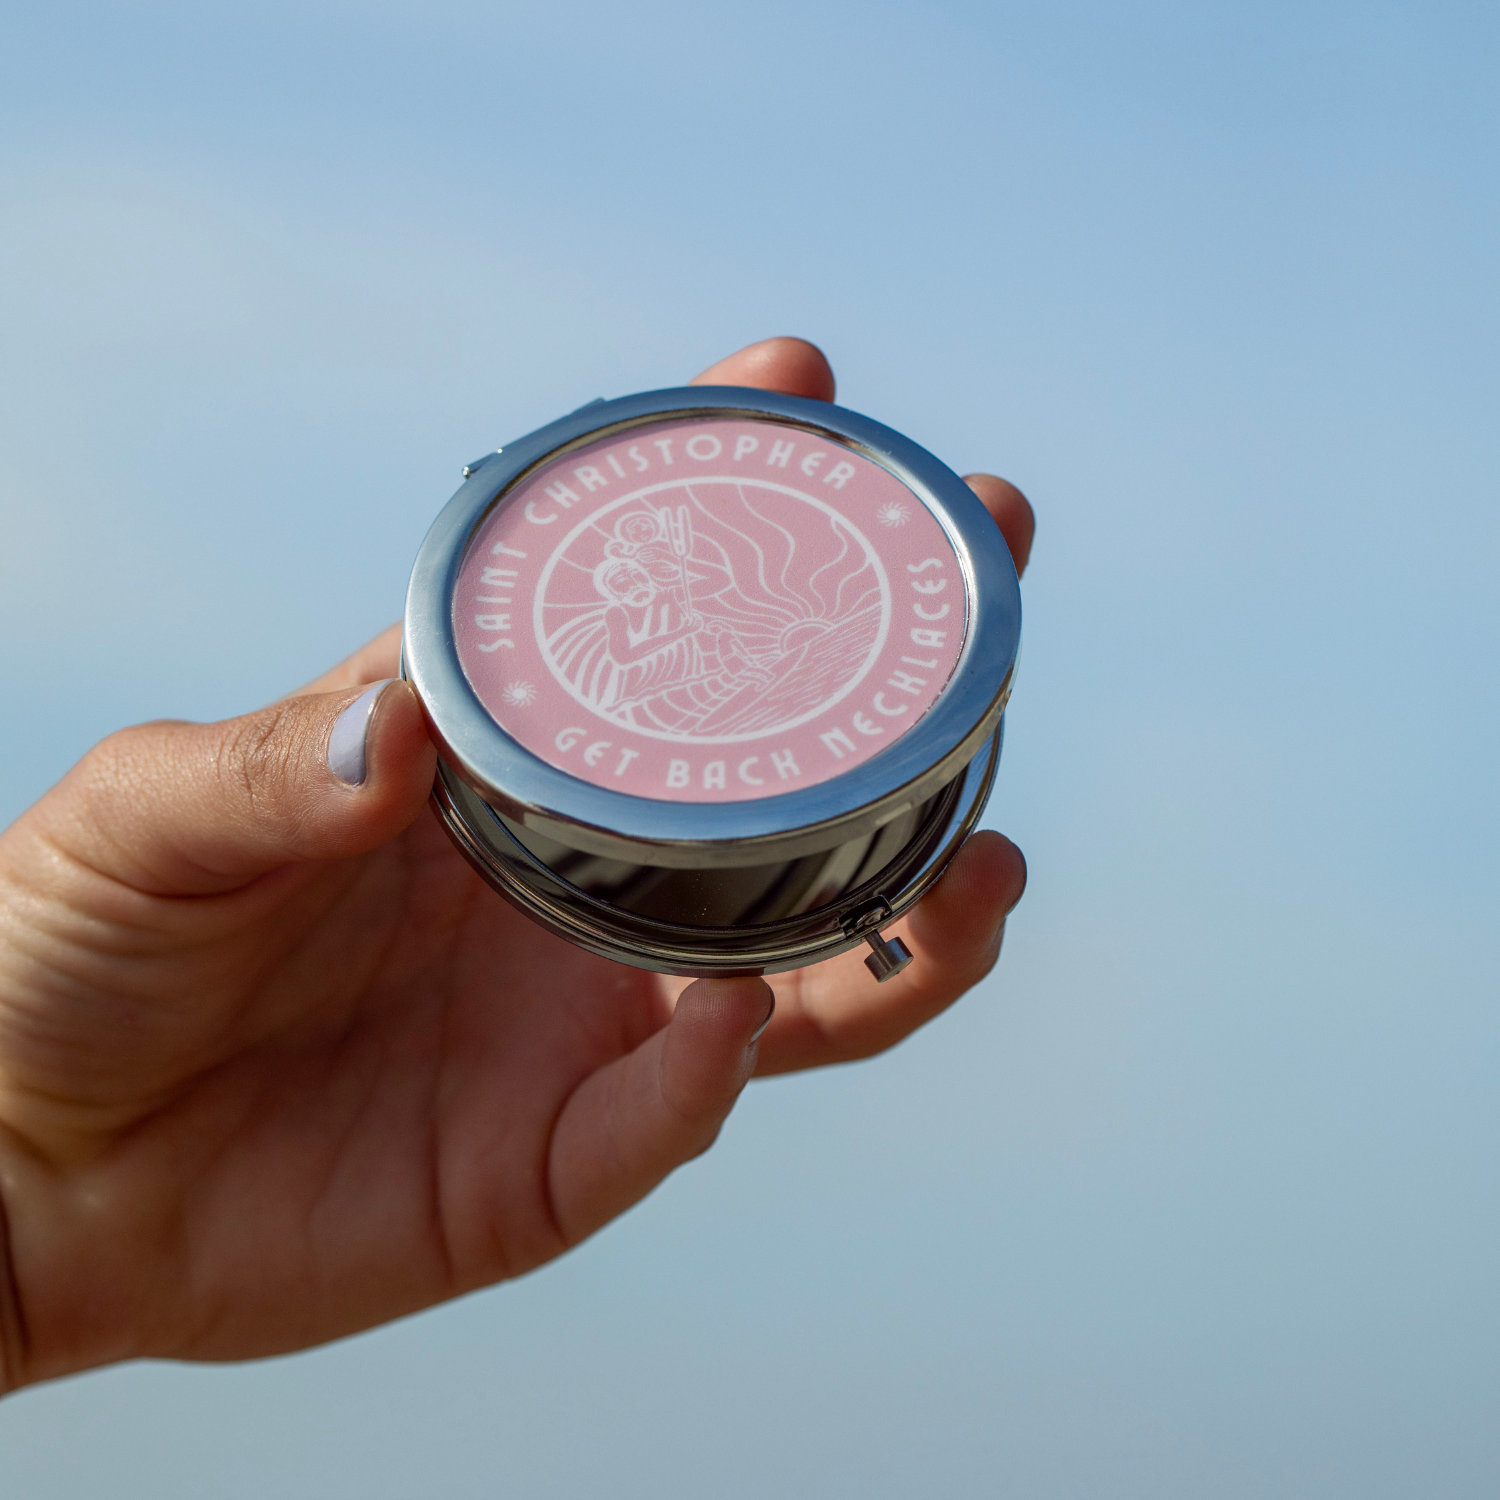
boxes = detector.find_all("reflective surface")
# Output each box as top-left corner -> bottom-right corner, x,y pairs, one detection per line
495,781 -> 962,929
432,726 -> 1001,976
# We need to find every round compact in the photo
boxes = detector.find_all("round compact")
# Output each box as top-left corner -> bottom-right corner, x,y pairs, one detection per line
403,386 -> 1020,982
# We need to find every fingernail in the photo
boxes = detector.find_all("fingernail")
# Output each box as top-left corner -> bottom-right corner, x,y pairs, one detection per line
748,994 -> 776,1047
328,679 -> 399,786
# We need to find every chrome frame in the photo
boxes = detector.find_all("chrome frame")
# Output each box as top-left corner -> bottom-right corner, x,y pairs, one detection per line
404,386 -> 1021,869
431,726 -> 1003,977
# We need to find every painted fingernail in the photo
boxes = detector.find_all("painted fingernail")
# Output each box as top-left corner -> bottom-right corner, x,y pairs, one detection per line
328,679 -> 399,786
748,994 -> 776,1047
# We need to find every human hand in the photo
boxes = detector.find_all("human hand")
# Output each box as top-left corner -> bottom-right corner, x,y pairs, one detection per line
0,338 -> 1034,1392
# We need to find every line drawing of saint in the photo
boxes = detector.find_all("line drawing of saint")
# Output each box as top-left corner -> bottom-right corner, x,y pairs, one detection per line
541,483 -> 888,742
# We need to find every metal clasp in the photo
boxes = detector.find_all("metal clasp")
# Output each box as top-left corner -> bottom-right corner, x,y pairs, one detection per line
842,898 -> 914,983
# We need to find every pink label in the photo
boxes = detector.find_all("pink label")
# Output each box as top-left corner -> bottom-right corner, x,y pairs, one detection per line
453,415 -> 966,803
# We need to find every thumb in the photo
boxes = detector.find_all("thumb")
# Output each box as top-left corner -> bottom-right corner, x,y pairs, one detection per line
546,977 -> 775,1249
28,680 -> 436,895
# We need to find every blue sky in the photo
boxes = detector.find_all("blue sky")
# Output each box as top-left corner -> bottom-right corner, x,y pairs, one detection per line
2,3 -> 1498,1495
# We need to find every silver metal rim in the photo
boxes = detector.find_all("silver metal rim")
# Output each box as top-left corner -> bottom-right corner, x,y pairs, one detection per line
404,386 -> 1021,869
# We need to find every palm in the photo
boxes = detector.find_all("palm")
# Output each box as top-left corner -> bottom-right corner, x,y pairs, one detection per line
125,810 -> 668,1361
7,797 -> 1005,1369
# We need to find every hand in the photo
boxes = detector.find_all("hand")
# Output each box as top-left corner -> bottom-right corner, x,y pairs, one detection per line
0,338 -> 1035,1393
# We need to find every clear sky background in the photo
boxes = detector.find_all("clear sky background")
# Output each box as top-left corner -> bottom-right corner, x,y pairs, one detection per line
1,1 -> 1497,1494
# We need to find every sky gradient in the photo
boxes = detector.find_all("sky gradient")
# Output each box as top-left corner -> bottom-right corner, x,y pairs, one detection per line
2,2 -> 1498,1494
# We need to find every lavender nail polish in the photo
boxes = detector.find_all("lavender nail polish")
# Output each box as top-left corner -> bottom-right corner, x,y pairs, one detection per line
328,679 -> 398,786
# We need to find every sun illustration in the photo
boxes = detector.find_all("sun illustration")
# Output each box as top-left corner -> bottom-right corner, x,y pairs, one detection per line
876,499 -> 912,527
500,680 -> 539,708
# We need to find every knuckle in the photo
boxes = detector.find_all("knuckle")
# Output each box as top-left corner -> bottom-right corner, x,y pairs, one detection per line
77,720 -> 174,795
86,721 -> 152,770
214,705 -> 302,812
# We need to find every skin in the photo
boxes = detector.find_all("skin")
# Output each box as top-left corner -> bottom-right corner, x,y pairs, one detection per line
0,338 -> 1036,1394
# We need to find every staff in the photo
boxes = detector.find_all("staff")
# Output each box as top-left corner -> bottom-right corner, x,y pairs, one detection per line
666,503 -> 696,614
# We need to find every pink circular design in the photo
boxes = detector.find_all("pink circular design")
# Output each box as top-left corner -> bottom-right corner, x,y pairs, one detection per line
454,416 -> 966,804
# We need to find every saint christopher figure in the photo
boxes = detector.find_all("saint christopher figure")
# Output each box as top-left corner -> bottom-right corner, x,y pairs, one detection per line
550,505 -> 774,736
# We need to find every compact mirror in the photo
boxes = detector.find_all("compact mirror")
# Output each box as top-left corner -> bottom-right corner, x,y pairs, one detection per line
403,386 -> 1020,980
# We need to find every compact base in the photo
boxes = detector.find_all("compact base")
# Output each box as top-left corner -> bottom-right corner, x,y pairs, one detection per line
430,725 -> 1002,979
